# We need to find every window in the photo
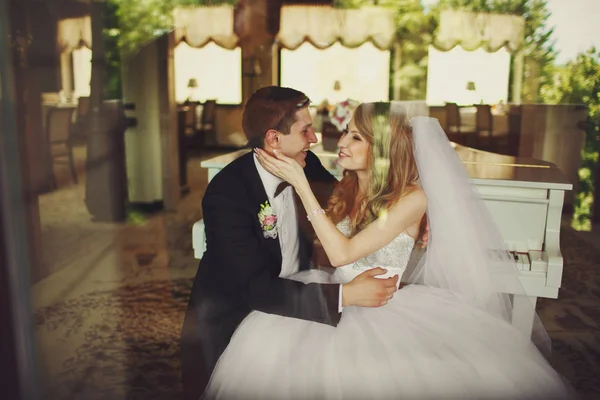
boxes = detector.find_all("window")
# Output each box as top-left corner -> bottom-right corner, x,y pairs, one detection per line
281,42 -> 390,104
59,46 -> 91,100
426,45 -> 511,106
72,47 -> 92,98
174,42 -> 242,104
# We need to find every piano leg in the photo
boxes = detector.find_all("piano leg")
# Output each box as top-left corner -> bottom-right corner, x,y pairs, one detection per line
512,294 -> 537,338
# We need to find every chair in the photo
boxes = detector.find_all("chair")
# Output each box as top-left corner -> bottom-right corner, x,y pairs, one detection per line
177,102 -> 201,151
474,104 -> 494,150
445,102 -> 475,145
46,107 -> 77,188
182,103 -> 197,136
198,99 -> 217,147
177,108 -> 191,194
506,105 -> 523,156
71,96 -> 90,144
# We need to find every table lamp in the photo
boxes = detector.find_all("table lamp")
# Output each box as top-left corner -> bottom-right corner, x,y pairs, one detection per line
466,81 -> 480,104
187,78 -> 198,101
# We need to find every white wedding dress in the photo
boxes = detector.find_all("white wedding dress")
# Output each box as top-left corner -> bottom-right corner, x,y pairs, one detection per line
203,217 -> 572,400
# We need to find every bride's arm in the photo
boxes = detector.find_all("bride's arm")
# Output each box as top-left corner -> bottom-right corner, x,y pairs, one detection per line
255,148 -> 427,266
296,183 -> 427,267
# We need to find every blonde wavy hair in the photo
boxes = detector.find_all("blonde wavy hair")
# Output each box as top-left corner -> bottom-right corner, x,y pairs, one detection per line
327,102 -> 419,234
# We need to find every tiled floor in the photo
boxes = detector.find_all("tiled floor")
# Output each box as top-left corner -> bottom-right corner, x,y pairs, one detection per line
33,146 -> 213,398
36,150 -> 194,300
31,145 -> 600,399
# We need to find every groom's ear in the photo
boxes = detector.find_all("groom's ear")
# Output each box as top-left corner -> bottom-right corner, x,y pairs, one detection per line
265,129 -> 280,148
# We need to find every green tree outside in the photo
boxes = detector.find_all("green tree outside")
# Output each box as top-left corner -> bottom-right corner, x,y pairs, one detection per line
103,0 -> 236,99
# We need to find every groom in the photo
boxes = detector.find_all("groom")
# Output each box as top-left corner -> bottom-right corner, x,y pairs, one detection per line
181,86 -> 399,399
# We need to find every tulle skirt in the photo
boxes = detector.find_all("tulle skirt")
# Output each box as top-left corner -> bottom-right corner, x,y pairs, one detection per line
203,270 -> 573,400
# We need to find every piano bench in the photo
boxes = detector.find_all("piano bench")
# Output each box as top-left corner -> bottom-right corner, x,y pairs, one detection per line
192,219 -> 206,259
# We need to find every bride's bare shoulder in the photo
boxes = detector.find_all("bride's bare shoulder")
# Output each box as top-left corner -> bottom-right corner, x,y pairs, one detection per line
396,186 -> 427,208
383,187 -> 427,223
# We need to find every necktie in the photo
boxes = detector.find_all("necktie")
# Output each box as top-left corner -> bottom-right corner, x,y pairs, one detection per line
274,182 -> 291,197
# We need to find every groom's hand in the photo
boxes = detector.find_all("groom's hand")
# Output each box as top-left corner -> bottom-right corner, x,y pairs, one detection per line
341,268 -> 398,308
419,214 -> 429,249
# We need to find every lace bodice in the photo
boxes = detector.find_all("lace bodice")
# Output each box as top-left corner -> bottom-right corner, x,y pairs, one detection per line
333,217 -> 416,283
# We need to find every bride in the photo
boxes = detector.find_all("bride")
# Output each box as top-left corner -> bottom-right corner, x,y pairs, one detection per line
202,102 -> 573,399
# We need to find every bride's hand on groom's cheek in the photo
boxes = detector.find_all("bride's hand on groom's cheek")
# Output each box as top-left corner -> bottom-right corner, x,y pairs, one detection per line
255,148 -> 306,187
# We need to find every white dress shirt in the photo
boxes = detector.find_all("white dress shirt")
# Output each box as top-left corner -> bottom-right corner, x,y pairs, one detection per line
254,155 -> 300,277
254,155 -> 343,313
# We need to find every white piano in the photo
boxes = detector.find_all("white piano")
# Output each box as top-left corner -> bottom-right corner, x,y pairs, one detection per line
192,142 -> 572,338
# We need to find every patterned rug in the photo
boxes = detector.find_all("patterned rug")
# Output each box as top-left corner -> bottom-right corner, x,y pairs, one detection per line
34,227 -> 600,400
35,278 -> 192,400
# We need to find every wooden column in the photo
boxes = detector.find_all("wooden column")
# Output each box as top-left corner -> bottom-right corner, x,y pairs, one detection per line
236,0 -> 277,102
235,0 -> 335,101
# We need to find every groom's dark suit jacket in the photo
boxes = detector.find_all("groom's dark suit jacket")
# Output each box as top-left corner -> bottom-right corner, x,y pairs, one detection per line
181,150 -> 340,399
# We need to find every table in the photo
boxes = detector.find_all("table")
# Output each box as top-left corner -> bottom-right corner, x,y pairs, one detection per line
41,102 -> 77,129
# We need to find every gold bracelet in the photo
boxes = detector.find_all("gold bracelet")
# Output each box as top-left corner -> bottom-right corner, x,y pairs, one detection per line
307,208 -> 326,222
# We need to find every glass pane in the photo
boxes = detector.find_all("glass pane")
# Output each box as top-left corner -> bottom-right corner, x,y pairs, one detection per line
1,1 -> 598,400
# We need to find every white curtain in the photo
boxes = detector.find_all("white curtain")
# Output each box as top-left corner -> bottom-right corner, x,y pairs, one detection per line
56,16 -> 92,53
277,6 -> 396,50
434,10 -> 525,53
174,5 -> 238,49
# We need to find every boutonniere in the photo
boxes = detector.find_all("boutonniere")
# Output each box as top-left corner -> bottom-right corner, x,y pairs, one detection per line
258,200 -> 278,239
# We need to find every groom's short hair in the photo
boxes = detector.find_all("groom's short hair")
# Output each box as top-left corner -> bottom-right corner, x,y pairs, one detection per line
242,86 -> 310,148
